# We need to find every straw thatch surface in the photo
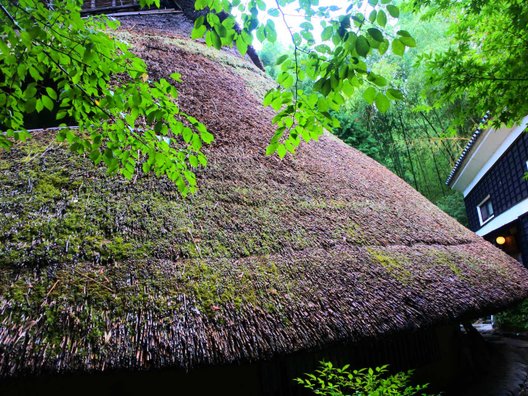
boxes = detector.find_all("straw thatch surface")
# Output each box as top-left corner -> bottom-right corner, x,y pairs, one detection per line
1,17 -> 528,377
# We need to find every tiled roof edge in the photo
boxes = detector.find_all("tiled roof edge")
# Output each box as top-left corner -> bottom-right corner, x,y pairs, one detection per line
445,112 -> 491,187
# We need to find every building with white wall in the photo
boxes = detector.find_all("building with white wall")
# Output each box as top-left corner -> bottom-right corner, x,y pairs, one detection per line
447,115 -> 528,264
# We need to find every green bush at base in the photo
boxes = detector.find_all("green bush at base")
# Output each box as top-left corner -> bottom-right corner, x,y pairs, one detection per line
495,299 -> 528,331
295,361 -> 434,395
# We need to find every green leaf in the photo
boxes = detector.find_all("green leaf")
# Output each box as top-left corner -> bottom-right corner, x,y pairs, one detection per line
377,10 -> 387,27
191,24 -> 207,39
41,95 -> 54,111
194,15 -> 205,28
317,97 -> 330,112
35,99 -> 43,113
201,129 -> 214,144
256,0 -> 266,11
24,84 -> 37,99
17,64 -> 26,79
356,36 -> 370,57
169,72 -> 181,82
277,144 -> 287,158
369,10 -> 377,23
256,26 -> 266,42
189,155 -> 199,167
387,88 -> 404,100
399,36 -> 417,47
293,32 -> 302,46
271,95 -> 283,111
191,133 -> 202,150
267,8 -> 279,17
373,75 -> 388,87
392,38 -> 405,56
276,54 -> 289,65
375,93 -> 390,113
198,154 -> 208,167
387,5 -> 399,18
321,79 -> 332,96
46,87 -> 57,100
89,150 -> 100,162
266,20 -> 277,42
300,22 -> 313,31
321,26 -> 333,41
378,39 -> 389,55
142,161 -> 151,174
0,39 -> 10,55
28,66 -> 42,81
236,36 -> 248,55
266,143 -> 277,156
342,80 -> 355,97
363,87 -> 377,104
367,28 -> 384,42
206,30 -> 222,49
397,30 -> 412,37
56,111 -> 68,120
282,74 -> 294,89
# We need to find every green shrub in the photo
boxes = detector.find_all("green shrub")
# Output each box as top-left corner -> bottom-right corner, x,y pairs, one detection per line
495,299 -> 528,331
295,361 -> 433,396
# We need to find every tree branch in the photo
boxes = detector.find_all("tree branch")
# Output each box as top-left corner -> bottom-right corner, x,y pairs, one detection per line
275,0 -> 299,132
0,3 -> 20,28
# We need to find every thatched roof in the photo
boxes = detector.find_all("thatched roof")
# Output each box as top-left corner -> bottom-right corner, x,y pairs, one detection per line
1,14 -> 528,377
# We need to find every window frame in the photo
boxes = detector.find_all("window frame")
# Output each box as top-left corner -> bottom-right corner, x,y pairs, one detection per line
477,195 -> 495,226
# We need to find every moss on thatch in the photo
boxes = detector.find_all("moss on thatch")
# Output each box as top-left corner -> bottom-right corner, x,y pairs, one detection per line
1,15 -> 528,376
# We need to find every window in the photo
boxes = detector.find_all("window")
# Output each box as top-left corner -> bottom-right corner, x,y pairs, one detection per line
477,196 -> 494,225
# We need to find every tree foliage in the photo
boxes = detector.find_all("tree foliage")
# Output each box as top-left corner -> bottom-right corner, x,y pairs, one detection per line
192,0 -> 414,158
410,0 -> 528,128
0,0 -> 212,195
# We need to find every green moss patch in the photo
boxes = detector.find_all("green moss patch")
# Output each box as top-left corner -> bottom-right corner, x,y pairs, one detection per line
366,247 -> 413,284
425,249 -> 463,278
